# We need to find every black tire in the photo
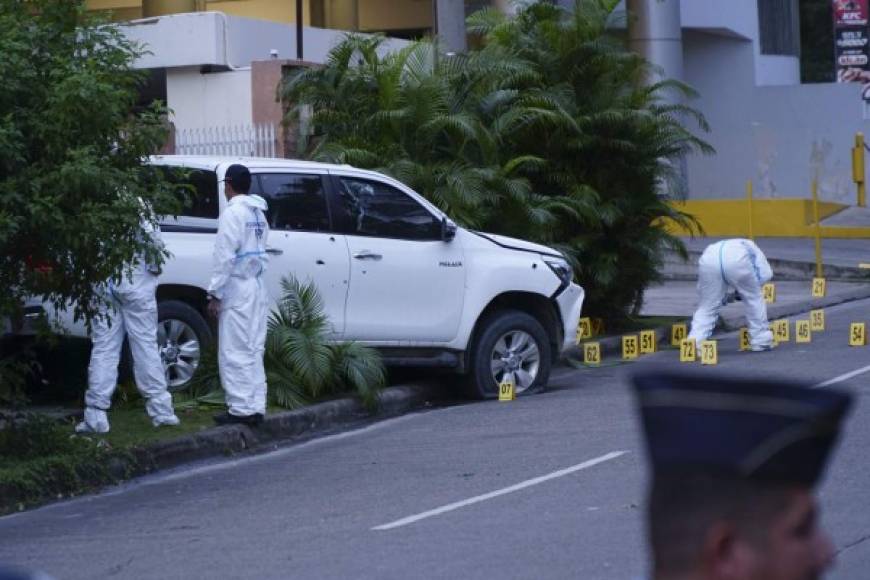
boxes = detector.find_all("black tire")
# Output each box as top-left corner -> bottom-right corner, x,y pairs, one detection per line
465,310 -> 552,400
157,300 -> 213,392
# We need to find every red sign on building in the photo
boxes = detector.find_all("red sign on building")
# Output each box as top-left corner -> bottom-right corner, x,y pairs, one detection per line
834,0 -> 870,100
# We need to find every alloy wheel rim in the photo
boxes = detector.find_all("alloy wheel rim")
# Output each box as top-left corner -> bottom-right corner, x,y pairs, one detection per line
490,330 -> 541,393
157,318 -> 200,390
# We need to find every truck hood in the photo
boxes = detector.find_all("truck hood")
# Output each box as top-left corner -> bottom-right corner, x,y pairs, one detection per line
474,231 -> 564,259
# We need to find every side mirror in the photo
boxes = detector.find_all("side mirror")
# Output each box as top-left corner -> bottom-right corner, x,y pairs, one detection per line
441,216 -> 457,242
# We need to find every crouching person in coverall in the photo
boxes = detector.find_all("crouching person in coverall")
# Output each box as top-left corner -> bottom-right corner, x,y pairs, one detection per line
76,217 -> 179,433
688,238 -> 775,352
207,164 -> 270,426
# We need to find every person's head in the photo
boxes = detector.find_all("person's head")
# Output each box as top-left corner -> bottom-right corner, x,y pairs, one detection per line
649,473 -> 832,580
223,164 -> 251,198
632,369 -> 852,580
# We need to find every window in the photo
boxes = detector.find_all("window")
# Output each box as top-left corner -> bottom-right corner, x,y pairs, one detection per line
758,0 -> 800,56
256,173 -> 330,232
158,167 -> 219,219
333,177 -> 441,240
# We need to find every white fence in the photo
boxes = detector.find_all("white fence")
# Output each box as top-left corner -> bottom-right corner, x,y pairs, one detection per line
175,124 -> 277,157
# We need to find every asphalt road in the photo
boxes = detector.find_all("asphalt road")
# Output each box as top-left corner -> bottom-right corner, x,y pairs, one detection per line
2,299 -> 870,579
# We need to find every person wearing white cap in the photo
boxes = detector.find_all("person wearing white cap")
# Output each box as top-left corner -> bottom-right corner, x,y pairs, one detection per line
207,163 -> 270,426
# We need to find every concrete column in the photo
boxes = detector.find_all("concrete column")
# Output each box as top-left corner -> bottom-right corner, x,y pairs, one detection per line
435,0 -> 467,54
627,0 -> 683,88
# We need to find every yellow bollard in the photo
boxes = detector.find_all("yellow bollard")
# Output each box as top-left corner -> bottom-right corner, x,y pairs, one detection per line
853,133 -> 866,207
746,180 -> 755,240
811,179 -> 823,279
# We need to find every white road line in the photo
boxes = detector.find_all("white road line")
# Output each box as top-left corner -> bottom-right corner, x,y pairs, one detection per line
371,450 -> 627,531
814,363 -> 870,388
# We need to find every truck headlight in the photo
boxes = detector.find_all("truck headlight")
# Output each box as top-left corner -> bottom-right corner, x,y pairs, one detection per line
544,257 -> 573,286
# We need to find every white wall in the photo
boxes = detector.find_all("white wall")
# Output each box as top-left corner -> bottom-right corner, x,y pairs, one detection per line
167,67 -> 253,129
124,11 -> 410,69
683,31 -> 869,203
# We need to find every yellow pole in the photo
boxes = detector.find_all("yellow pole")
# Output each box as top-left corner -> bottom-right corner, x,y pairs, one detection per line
746,180 -> 755,240
811,178 -> 823,278
854,132 -> 866,207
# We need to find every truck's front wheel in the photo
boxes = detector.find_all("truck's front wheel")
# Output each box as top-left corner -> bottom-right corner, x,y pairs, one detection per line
466,310 -> 551,399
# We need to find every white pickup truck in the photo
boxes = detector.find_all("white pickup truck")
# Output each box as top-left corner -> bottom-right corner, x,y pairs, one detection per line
24,155 -> 585,399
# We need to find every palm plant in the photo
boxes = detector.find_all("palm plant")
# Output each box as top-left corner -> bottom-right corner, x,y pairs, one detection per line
266,276 -> 385,410
281,0 -> 711,323
184,276 -> 385,410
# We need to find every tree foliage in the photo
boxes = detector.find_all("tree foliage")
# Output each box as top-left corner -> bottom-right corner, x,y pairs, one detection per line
0,0 -> 180,326
282,0 -> 711,321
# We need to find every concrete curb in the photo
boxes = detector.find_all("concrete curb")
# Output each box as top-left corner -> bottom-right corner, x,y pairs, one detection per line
662,251 -> 870,282
129,382 -> 450,475
721,283 -> 870,330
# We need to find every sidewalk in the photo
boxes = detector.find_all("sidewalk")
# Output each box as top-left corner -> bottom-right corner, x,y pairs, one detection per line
641,280 -> 870,330
680,237 -> 870,269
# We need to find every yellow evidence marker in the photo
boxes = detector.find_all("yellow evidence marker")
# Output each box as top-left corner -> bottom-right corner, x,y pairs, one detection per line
850,323 -> 866,347
576,317 -> 592,343
812,277 -> 826,298
583,342 -> 601,365
773,320 -> 790,343
498,375 -> 516,401
700,340 -> 718,365
739,328 -> 750,351
671,323 -> 688,346
796,320 -> 811,344
622,335 -> 639,360
811,309 -> 825,332
763,283 -> 776,304
640,330 -> 657,354
680,338 -> 697,362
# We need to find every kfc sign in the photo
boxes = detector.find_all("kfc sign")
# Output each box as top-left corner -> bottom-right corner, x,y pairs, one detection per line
835,0 -> 869,26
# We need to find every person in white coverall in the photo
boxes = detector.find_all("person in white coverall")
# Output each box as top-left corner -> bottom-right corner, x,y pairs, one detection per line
688,238 -> 775,351
207,164 -> 270,426
76,217 -> 179,433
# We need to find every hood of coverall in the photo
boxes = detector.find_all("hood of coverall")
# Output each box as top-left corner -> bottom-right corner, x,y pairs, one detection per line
230,194 -> 268,212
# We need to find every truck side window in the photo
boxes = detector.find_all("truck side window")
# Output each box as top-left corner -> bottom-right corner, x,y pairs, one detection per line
159,167 -> 219,219
256,173 -> 331,232
333,177 -> 440,240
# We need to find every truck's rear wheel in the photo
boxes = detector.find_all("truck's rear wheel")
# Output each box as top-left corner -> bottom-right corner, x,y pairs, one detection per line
466,310 -> 551,399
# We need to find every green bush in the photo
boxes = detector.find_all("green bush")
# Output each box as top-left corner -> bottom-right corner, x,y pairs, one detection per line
282,0 -> 710,323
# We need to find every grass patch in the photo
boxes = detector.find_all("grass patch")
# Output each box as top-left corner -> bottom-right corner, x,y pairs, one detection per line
0,415 -> 134,514
101,406 -> 219,449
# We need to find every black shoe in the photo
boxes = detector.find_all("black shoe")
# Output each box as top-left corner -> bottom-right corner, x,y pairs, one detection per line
213,412 -> 264,426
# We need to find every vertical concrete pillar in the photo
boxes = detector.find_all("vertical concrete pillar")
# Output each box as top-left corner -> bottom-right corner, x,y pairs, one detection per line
435,0 -> 467,53
627,0 -> 683,89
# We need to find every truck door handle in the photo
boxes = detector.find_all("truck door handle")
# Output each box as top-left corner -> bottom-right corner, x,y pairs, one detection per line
265,247 -> 283,256
353,251 -> 382,261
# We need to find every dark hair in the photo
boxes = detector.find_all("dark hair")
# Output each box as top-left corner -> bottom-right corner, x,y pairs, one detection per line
648,473 -> 796,576
224,164 -> 251,194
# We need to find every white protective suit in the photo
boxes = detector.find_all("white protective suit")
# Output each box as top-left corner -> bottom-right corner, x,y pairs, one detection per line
208,194 -> 270,417
77,220 -> 179,433
688,239 -> 775,350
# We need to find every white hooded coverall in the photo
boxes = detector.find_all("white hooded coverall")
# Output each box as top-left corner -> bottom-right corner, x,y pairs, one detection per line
208,194 -> 270,417
688,239 -> 775,349
78,221 -> 178,433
